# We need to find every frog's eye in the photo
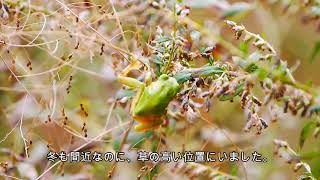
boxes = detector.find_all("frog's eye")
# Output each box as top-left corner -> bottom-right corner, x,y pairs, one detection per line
159,74 -> 169,80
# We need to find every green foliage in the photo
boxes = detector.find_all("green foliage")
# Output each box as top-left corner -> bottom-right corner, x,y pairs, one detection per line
1,0 -> 320,179
301,151 -> 320,159
230,163 -> 239,176
113,131 -> 154,151
310,105 -> 320,114
219,82 -> 244,101
174,65 -> 224,84
309,41 -> 320,63
115,89 -> 135,100
239,41 -> 250,56
223,2 -> 254,19
300,121 -> 317,148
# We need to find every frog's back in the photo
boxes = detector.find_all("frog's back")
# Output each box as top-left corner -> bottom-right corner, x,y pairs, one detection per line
133,75 -> 180,116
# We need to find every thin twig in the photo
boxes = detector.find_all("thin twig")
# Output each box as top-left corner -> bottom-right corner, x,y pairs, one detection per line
35,121 -> 130,180
108,119 -> 134,179
108,0 -> 130,51
19,95 -> 29,158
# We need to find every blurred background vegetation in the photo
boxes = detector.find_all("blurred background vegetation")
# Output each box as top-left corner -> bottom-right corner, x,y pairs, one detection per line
0,0 -> 320,179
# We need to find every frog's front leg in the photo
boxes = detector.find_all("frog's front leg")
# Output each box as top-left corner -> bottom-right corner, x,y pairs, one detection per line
118,75 -> 144,89
117,59 -> 144,88
117,75 -> 145,116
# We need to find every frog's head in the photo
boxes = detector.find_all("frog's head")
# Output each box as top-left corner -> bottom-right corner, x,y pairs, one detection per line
158,74 -> 180,94
159,74 -> 169,81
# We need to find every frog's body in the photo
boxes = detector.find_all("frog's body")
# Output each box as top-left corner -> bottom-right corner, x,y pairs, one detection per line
132,74 -> 180,131
118,60 -> 180,132
133,74 -> 179,116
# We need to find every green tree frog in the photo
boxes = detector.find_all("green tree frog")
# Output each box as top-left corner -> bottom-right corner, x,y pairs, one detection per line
118,60 -> 180,132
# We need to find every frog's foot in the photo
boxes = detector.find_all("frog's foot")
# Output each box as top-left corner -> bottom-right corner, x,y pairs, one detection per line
134,119 -> 163,132
121,59 -> 141,76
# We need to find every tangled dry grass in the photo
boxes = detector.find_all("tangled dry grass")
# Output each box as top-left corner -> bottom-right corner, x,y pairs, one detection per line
0,0 -> 320,179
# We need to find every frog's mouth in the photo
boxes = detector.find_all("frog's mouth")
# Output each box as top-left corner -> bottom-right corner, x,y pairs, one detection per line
133,115 -> 163,132
133,114 -> 162,124
134,120 -> 163,132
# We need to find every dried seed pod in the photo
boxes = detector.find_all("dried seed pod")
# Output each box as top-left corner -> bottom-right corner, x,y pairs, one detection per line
263,92 -> 273,105
149,1 -> 160,9
253,39 -> 266,50
214,83 -> 229,97
313,127 -> 320,138
293,162 -> 303,172
284,100 -> 289,113
68,54 -> 73,60
26,61 -> 32,71
80,104 -> 89,117
100,43 -> 105,55
288,101 -> 297,115
269,105 -> 278,122
200,91 -> 211,98
226,80 -> 239,95
301,103 -> 311,117
75,41 -> 80,49
225,20 -> 237,27
244,119 -> 254,132
204,98 -> 211,112
241,90 -> 249,109
259,118 -> 268,129
190,85 -> 197,97
66,75 -> 73,94
177,89 -> 190,98
275,85 -> 286,99
48,115 -> 52,122
273,139 -> 288,148
252,96 -> 262,106
181,97 -> 189,112
243,34 -> 253,42
195,78 -> 205,87
203,46 -> 215,54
